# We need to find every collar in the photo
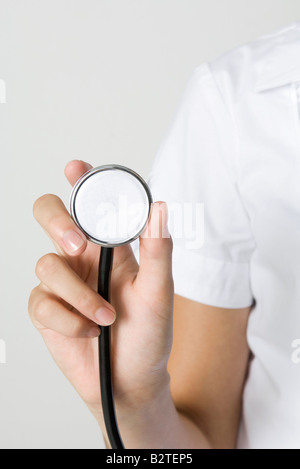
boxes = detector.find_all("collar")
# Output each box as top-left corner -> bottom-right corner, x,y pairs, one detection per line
254,22 -> 300,92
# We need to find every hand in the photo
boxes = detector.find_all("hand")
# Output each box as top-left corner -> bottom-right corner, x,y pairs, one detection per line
28,160 -> 174,424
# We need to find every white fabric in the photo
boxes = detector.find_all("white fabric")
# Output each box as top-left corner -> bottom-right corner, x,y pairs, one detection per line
148,22 -> 300,449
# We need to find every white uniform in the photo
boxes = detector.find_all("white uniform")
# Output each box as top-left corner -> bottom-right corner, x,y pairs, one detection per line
148,22 -> 300,449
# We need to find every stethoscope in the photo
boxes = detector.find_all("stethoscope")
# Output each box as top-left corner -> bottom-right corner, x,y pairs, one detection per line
70,164 -> 153,449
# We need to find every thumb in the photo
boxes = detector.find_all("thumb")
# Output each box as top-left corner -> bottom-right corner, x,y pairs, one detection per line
136,202 -> 173,294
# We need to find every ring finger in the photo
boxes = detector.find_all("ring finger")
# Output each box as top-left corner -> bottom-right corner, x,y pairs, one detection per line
29,285 -> 101,338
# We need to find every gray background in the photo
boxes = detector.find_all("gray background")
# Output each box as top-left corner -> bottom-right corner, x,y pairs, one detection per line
0,0 -> 299,449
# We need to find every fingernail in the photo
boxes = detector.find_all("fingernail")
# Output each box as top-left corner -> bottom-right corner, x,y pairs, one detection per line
63,230 -> 85,253
95,307 -> 116,326
87,326 -> 101,338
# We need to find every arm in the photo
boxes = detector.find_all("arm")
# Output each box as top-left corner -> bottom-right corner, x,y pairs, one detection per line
101,295 -> 251,449
169,295 -> 251,449
29,160 -> 251,450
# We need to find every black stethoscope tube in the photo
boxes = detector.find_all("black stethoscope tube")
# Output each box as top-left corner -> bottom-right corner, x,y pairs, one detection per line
70,164 -> 153,449
98,246 -> 124,449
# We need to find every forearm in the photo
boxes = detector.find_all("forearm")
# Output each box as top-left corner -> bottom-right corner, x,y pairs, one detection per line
97,383 -> 211,450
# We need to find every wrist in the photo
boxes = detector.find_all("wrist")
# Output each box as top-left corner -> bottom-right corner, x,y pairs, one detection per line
115,371 -> 172,421
114,376 -> 178,448
88,371 -> 171,422
92,371 -> 173,442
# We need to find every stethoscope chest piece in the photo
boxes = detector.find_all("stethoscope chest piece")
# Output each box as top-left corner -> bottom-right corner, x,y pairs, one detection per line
70,164 -> 152,247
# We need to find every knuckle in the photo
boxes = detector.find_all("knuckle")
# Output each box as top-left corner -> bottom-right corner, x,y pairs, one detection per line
35,253 -> 59,279
69,318 -> 87,338
28,286 -> 40,318
75,290 -> 97,315
33,295 -> 50,322
28,286 -> 50,324
33,194 -> 61,219
47,212 -> 68,234
33,195 -> 46,219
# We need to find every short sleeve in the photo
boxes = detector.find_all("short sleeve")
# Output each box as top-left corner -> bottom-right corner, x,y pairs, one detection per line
147,63 -> 256,309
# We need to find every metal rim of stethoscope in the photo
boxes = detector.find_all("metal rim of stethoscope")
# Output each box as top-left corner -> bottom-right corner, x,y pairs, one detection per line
69,164 -> 153,247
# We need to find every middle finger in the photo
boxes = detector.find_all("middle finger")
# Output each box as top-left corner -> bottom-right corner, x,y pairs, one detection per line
35,253 -> 117,326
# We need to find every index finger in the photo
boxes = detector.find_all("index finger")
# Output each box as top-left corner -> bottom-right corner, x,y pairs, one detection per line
33,161 -> 93,257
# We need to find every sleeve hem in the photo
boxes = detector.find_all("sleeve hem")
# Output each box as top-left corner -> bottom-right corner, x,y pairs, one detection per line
172,245 -> 254,309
